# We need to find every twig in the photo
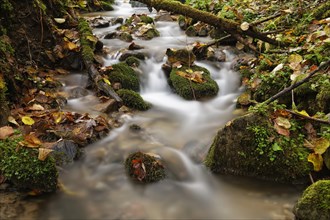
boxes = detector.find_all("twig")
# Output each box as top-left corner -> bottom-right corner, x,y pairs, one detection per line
264,59 -> 330,104
286,109 -> 330,125
262,29 -> 286,35
251,12 -> 283,26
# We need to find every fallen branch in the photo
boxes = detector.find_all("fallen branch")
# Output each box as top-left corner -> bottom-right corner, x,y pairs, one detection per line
264,59 -> 330,104
137,0 -> 288,47
286,109 -> 330,125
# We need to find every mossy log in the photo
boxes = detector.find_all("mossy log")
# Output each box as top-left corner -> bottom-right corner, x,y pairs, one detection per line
136,0 -> 288,49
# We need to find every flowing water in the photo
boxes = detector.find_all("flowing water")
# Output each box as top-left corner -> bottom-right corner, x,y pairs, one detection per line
40,1 -> 302,219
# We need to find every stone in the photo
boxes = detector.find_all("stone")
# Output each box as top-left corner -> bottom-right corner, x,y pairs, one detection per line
92,99 -> 118,113
205,113 -> 312,183
68,86 -> 89,99
293,180 -> 330,220
51,139 -> 79,165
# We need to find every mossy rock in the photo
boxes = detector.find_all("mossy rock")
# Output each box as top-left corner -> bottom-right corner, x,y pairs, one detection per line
293,180 -> 330,220
169,65 -> 219,100
125,151 -> 166,183
0,136 -> 58,192
294,74 -> 330,114
117,89 -> 151,111
166,48 -> 196,66
105,62 -> 140,92
205,113 -> 312,184
125,56 -> 140,67
139,15 -> 154,24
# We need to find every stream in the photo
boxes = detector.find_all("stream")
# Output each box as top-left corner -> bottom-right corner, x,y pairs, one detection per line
40,1 -> 302,219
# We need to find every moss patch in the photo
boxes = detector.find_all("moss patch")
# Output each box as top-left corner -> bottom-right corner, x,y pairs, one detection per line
0,135 -> 58,192
293,180 -> 330,220
169,65 -> 219,100
106,62 -> 140,92
117,89 -> 151,111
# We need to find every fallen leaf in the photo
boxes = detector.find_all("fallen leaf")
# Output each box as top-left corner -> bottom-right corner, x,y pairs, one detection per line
54,18 -> 66,24
27,104 -> 45,111
274,117 -> 291,129
311,137 -> 330,155
324,148 -> 330,170
38,148 -> 54,161
8,116 -> 19,126
0,126 -> 14,139
274,121 -> 290,137
21,116 -> 35,125
308,153 -> 323,171
23,132 -> 42,148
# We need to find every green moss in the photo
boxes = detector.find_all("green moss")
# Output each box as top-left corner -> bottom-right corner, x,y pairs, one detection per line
125,56 -> 140,67
78,18 -> 95,63
293,180 -> 330,220
107,62 -> 140,92
117,89 -> 151,111
169,65 -> 219,100
139,15 -> 154,24
205,113 -> 311,183
294,74 -> 330,114
125,151 -> 165,183
0,135 -> 58,192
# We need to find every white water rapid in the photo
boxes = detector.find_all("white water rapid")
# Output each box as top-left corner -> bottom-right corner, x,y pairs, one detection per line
41,1 -> 301,219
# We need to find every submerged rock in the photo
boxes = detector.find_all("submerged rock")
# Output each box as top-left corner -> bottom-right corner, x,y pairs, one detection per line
205,113 -> 312,183
125,151 -> 166,183
51,139 -> 79,165
293,180 -> 330,220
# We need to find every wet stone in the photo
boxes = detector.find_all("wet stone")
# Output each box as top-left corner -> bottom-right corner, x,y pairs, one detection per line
51,139 -> 79,165
92,99 -> 118,113
119,51 -> 146,61
68,86 -> 89,99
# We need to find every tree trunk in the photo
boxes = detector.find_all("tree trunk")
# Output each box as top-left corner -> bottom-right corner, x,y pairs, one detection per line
137,0 -> 288,48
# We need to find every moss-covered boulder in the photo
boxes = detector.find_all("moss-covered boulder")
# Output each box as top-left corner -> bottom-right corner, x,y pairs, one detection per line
0,136 -> 58,192
125,151 -> 166,183
293,180 -> 330,220
104,62 -> 140,92
169,65 -> 219,100
294,74 -> 330,115
117,89 -> 151,111
125,56 -> 141,67
205,112 -> 312,183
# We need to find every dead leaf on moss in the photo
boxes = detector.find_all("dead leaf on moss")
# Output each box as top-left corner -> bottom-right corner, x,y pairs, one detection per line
38,148 -> 54,161
308,153 -> 323,171
274,121 -> 290,137
0,126 -> 14,139
23,132 -> 42,148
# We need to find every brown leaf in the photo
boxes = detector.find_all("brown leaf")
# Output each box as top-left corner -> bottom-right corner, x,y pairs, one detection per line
23,132 -> 42,148
304,122 -> 317,139
0,126 -> 15,139
38,148 -> 54,161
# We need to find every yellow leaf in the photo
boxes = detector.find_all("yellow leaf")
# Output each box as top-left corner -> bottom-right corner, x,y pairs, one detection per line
308,153 -> 323,171
52,112 -> 65,124
21,116 -> 35,125
23,132 -> 42,148
64,41 -> 78,51
294,109 -> 310,117
38,148 -> 54,161
288,54 -> 303,63
103,78 -> 111,85
312,137 -> 330,155
86,35 -> 97,43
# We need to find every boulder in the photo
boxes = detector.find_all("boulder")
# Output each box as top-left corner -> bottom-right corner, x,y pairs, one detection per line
169,65 -> 219,100
205,113 -> 312,183
293,180 -> 330,220
166,48 -> 196,66
51,139 -> 79,165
